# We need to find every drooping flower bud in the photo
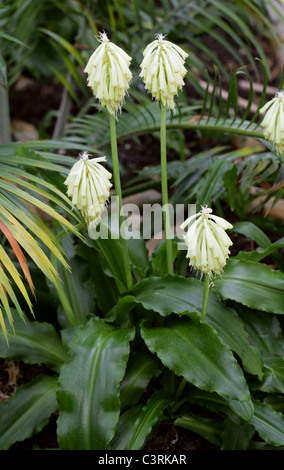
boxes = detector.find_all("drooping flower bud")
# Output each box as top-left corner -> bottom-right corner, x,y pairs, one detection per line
64,152 -> 112,228
84,32 -> 133,115
180,206 -> 233,277
259,90 -> 284,155
140,34 -> 188,109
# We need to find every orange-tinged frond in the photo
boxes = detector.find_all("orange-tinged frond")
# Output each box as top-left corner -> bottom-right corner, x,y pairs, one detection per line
0,219 -> 36,298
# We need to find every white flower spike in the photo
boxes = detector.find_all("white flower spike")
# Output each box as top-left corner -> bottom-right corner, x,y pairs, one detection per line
180,206 -> 233,278
259,89 -> 284,156
140,34 -> 188,110
64,152 -> 112,228
84,32 -> 133,115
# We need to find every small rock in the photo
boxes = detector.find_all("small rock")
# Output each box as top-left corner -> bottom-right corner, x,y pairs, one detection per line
11,120 -> 38,141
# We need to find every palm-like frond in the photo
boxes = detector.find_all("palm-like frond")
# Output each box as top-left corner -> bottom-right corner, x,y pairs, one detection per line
0,142 -> 84,339
64,61 -> 271,153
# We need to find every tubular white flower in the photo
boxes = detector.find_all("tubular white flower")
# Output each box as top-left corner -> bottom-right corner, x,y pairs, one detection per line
180,206 -> 233,277
84,32 -> 132,115
140,34 -> 188,109
259,90 -> 284,155
64,152 -> 112,227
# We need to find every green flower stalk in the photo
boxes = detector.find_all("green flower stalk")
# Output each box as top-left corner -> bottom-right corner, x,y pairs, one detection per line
140,34 -> 188,274
64,152 -> 112,231
84,32 -> 133,290
259,90 -> 284,156
84,31 -> 133,116
181,206 -> 233,321
140,34 -> 188,110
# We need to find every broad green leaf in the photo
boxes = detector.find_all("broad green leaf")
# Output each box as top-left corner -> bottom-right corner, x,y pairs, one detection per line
0,375 -> 58,450
174,413 -> 223,447
251,399 -> 284,446
87,221 -> 131,293
232,221 -> 284,269
151,240 -> 179,277
110,405 -> 143,450
127,237 -> 150,280
57,317 -> 135,450
120,351 -> 159,411
221,418 -> 255,450
0,315 -> 67,372
236,306 -> 284,356
111,391 -> 172,450
214,259 -> 284,314
141,315 -> 253,420
52,240 -> 95,327
110,275 -> 263,379
77,242 -> 120,315
184,388 -> 253,426
257,354 -> 284,393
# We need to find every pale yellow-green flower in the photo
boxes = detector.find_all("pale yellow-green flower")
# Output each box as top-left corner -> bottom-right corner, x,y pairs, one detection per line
64,152 -> 112,227
84,32 -> 132,115
180,206 -> 233,277
140,34 -> 188,109
259,90 -> 284,155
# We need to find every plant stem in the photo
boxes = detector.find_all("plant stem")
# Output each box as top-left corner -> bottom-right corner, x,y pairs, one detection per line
109,113 -> 133,290
0,82 -> 11,144
201,273 -> 210,322
160,104 -> 173,274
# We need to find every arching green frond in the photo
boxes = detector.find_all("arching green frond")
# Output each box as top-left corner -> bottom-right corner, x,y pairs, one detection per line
0,142 -> 84,339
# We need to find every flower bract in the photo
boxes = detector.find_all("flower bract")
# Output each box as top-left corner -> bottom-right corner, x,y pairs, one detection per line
64,152 -> 112,227
140,34 -> 188,109
84,32 -> 132,115
180,206 -> 233,277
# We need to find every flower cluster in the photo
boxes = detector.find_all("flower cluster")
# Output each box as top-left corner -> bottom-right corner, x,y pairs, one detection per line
84,32 -> 132,115
64,152 -> 112,227
139,34 -> 188,109
180,206 -> 233,278
259,90 -> 284,155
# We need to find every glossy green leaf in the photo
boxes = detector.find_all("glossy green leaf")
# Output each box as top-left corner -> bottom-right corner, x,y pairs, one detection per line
0,315 -> 67,372
110,405 -> 143,450
251,399 -> 284,446
233,221 -> 284,269
57,317 -> 135,450
141,315 -> 253,420
110,275 -> 263,379
87,222 -> 131,293
236,307 -> 284,393
0,375 -> 58,450
221,418 -> 255,450
214,259 -> 284,314
174,413 -> 223,447
120,351 -> 159,411
111,390 -> 172,450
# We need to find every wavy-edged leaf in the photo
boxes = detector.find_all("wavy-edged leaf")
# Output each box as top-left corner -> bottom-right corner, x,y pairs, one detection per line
57,316 -> 135,450
141,315 -> 253,420
251,399 -> 284,446
110,274 -> 263,379
111,390 -> 172,450
0,314 -> 67,372
120,350 -> 159,411
221,418 -> 255,450
0,374 -> 58,450
214,259 -> 284,314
